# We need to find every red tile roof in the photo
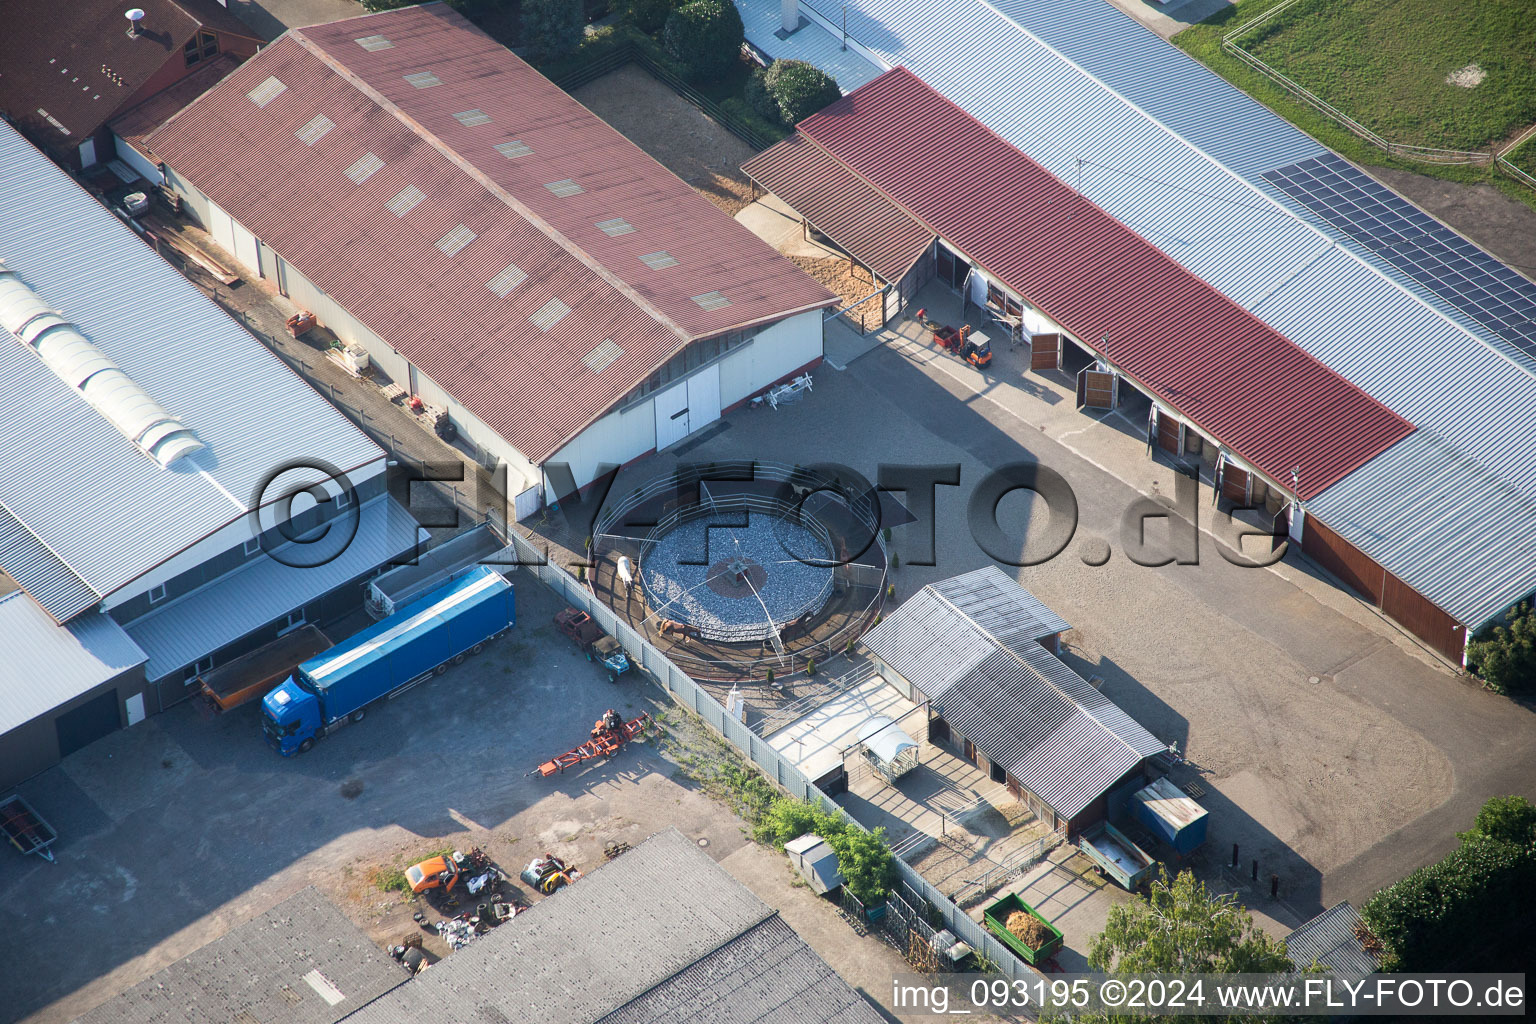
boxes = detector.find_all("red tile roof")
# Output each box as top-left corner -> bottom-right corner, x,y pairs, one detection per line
742,134 -> 933,283
145,4 -> 835,464
0,0 -> 260,144
795,68 -> 1413,500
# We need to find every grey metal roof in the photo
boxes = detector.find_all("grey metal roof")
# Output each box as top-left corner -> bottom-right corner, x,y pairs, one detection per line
71,886 -> 406,1024
596,915 -> 884,1024
124,497 -> 425,682
769,0 -> 1536,628
342,828 -> 781,1024
0,121 -> 383,621
929,565 -> 1071,645
1285,901 -> 1378,975
863,575 -> 1165,820
0,593 -> 146,736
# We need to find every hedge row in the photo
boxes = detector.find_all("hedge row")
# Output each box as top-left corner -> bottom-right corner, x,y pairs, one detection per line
1362,798 -> 1536,970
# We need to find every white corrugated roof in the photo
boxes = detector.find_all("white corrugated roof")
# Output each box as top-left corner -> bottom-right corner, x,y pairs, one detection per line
0,121 -> 383,622
0,592 -> 146,735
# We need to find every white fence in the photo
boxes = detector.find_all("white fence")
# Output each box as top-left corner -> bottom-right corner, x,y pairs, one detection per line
505,527 -> 1035,979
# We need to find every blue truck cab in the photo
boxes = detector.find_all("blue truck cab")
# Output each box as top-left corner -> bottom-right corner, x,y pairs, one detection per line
262,565 -> 514,755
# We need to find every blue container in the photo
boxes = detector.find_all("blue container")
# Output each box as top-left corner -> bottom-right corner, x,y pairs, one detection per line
1132,777 -> 1209,856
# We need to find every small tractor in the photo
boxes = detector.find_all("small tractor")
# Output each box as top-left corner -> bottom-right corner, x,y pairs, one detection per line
917,308 -> 992,368
554,608 -> 630,681
520,852 -> 582,894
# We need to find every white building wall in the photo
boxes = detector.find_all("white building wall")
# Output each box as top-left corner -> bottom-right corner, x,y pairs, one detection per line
113,135 -> 162,183
718,310 -> 823,408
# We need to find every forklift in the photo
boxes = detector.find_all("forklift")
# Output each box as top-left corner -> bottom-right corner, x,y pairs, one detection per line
916,309 -> 992,368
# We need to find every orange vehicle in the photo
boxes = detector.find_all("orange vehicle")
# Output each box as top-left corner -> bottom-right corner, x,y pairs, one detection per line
195,626 -> 331,714
405,847 -> 501,897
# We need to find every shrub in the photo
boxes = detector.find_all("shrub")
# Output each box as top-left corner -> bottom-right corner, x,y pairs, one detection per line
745,67 -> 780,123
753,797 -> 895,906
523,0 -> 584,58
1362,797 -> 1536,971
762,59 -> 842,125
663,0 -> 744,81
1467,602 -> 1536,693
621,0 -> 684,33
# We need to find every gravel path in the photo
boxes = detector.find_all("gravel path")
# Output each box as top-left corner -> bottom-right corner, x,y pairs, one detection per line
572,64 -> 761,215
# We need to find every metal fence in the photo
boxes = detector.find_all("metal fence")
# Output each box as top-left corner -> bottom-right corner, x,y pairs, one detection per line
503,527 -> 1033,981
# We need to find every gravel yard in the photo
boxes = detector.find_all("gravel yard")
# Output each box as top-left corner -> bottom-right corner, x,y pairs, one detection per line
573,64 -> 761,216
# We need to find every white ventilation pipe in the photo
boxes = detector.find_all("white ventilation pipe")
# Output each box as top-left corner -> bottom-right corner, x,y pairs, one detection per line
0,262 -> 203,468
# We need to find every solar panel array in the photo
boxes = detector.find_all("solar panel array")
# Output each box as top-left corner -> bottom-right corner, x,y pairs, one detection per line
1263,155 -> 1536,363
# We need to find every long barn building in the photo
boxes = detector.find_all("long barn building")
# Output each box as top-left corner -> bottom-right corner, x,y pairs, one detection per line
738,0 -> 1536,665
119,3 -> 836,519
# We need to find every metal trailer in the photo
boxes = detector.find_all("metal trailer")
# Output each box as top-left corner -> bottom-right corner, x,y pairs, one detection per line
0,794 -> 58,863
196,625 -> 332,713
982,893 -> 1063,965
1079,821 -> 1156,890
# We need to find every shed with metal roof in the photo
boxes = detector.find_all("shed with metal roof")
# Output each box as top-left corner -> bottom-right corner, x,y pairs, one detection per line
861,571 -> 1167,833
1284,901 -> 1379,975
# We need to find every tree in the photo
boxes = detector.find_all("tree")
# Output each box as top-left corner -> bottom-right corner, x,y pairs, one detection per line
745,67 -> 779,122
663,0 -> 744,81
1467,603 -> 1536,693
620,0 -> 684,34
1090,869 -> 1293,976
763,60 -> 842,125
522,0 -> 584,58
1460,794 -> 1536,845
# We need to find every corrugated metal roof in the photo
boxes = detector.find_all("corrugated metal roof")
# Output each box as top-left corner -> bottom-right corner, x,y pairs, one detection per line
0,593 -> 146,736
72,887 -> 407,1024
929,565 -> 1071,644
110,53 -> 242,156
736,0 -> 885,95
862,573 -> 1165,820
598,914 -> 884,1024
124,497 -> 424,682
742,134 -> 933,282
795,68 -> 1413,500
342,828 -> 782,1024
145,4 -> 836,466
1285,901 -> 1377,975
0,121 -> 383,622
788,0 -> 1536,628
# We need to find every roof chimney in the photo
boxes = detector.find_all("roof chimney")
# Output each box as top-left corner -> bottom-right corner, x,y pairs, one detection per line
125,8 -> 145,37
780,0 -> 799,36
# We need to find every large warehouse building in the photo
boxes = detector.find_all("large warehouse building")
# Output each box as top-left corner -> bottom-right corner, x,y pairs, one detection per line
739,0 -> 1536,664
0,122 -> 420,789
121,3 -> 837,517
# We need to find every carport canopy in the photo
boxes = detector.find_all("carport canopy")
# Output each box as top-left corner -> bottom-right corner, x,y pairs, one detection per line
742,135 -> 935,284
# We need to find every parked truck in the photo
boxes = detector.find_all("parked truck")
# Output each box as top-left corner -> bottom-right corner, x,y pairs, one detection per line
261,565 -> 514,755
196,626 -> 332,714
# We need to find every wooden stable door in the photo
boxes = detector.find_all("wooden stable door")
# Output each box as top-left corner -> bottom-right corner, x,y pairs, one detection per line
1156,413 -> 1182,453
1030,332 -> 1061,371
1077,368 -> 1116,409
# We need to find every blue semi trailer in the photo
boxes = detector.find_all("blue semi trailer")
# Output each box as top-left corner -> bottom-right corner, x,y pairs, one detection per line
262,565 -> 514,755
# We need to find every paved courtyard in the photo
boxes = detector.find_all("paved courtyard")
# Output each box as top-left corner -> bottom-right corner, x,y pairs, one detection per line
603,284 -> 1536,931
2,579 -> 922,1024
